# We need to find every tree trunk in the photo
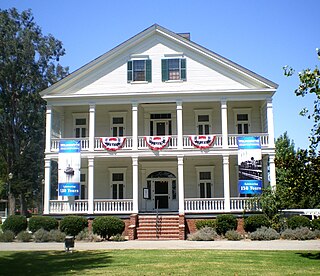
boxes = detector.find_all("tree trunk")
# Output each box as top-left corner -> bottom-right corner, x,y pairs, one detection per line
19,193 -> 27,216
8,192 -> 15,216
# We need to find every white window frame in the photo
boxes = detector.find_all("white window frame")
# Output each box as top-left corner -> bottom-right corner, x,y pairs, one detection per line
72,113 -> 88,138
109,111 -> 127,137
108,168 -> 127,199
233,108 -> 252,134
194,109 -> 212,135
196,166 -> 214,198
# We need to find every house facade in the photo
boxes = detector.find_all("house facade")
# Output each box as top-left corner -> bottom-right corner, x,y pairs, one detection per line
41,25 -> 277,239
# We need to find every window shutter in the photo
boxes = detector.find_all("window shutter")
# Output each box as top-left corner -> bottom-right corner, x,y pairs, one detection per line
127,61 -> 133,82
161,59 -> 168,82
180,58 -> 186,80
146,59 -> 152,82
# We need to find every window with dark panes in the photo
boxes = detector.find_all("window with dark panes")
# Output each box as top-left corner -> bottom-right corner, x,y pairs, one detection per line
127,60 -> 152,82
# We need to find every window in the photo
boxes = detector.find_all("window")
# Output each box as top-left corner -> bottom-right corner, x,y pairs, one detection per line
196,167 -> 214,198
194,110 -> 212,135
150,113 -> 172,136
162,58 -> 186,81
109,168 -> 126,199
110,112 -> 126,137
75,172 -> 87,200
73,114 -> 88,138
234,109 -> 251,134
127,60 -> 152,82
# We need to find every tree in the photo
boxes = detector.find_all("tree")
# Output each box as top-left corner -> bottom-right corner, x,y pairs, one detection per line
0,8 -> 68,215
283,49 -> 320,150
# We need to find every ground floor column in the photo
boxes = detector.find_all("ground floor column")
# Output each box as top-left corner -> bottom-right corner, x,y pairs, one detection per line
132,156 -> 138,213
223,155 -> 230,212
269,154 -> 276,190
43,158 -> 51,215
178,156 -> 184,214
88,157 -> 94,214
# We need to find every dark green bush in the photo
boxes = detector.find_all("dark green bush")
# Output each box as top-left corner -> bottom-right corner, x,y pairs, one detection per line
92,216 -> 125,240
311,218 -> 320,230
0,230 -> 15,242
216,214 -> 237,235
2,215 -> 27,235
287,216 -> 311,229
28,216 -> 58,233
195,219 -> 216,230
17,231 -> 32,242
244,214 -> 271,233
60,216 -> 88,236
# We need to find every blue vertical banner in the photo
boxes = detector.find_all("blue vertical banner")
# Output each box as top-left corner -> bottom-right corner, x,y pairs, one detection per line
58,140 -> 81,196
237,136 -> 262,194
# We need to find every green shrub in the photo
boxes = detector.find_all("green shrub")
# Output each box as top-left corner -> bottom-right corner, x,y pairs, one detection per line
29,216 -> 58,233
249,227 -> 280,240
311,218 -> 320,230
244,214 -> 271,233
34,228 -> 50,242
48,229 -> 66,242
216,214 -> 237,235
195,219 -> 216,230
92,216 -> 125,240
2,215 -> 27,235
110,233 -> 126,241
225,230 -> 243,241
17,231 -> 32,242
187,227 -> 218,241
281,227 -> 316,240
0,230 -> 15,242
314,229 -> 320,239
287,216 -> 311,229
60,216 -> 88,236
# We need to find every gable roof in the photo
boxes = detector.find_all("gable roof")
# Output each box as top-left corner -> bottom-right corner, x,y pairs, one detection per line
40,24 -> 278,97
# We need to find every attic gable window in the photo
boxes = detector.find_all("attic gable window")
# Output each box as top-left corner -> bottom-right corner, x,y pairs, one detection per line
162,58 -> 186,81
127,59 -> 152,83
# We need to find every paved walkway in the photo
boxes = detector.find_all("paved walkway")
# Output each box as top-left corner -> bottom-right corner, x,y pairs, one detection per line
1,240 -> 319,251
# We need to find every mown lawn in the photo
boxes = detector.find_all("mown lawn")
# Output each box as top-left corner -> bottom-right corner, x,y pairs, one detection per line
0,250 -> 319,275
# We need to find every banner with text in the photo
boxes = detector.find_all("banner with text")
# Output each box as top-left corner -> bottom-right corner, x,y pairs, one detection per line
58,140 -> 81,197
237,136 -> 262,195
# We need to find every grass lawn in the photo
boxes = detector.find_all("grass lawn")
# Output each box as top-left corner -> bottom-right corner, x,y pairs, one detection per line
0,250 -> 319,275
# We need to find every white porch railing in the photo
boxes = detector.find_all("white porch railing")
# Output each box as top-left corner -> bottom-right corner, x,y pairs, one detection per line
184,198 -> 225,213
230,197 -> 261,211
49,200 -> 88,214
95,137 -> 133,150
138,135 -> 178,149
94,199 -> 133,214
183,134 -> 223,148
228,133 -> 269,147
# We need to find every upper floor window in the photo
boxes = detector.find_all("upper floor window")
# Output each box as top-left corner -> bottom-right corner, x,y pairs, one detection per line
234,108 -> 251,134
73,113 -> 88,138
127,60 -> 152,82
110,112 -> 127,137
162,58 -> 186,81
194,110 -> 212,135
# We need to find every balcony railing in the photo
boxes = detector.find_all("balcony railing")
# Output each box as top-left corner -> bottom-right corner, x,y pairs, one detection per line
49,200 -> 88,214
50,133 -> 269,152
94,199 -> 133,214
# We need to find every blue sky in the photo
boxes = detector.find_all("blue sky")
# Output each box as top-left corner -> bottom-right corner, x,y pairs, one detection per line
1,0 -> 320,149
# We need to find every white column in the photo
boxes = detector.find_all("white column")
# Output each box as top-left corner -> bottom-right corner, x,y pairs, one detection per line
178,156 -> 185,214
88,157 -> 94,214
132,103 -> 138,150
43,158 -> 51,214
269,154 -> 276,190
267,98 -> 275,148
176,101 -> 183,150
132,156 -> 139,213
45,105 -> 52,153
221,100 -> 228,149
89,104 -> 96,151
223,155 -> 230,212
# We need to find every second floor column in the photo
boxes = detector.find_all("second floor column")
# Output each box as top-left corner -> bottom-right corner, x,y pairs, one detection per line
132,103 -> 138,150
176,101 -> 183,150
267,98 -> 275,148
45,105 -> 52,153
89,104 -> 96,152
132,156 -> 139,213
43,158 -> 51,215
223,155 -> 231,212
88,157 -> 95,214
221,100 -> 228,149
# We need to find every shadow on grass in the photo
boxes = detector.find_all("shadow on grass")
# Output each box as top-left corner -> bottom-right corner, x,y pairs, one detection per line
0,251 -> 112,275
296,252 -> 320,260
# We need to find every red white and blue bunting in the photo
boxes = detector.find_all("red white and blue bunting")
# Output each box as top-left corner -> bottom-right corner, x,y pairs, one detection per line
144,136 -> 171,151
189,135 -> 216,149
100,137 -> 126,151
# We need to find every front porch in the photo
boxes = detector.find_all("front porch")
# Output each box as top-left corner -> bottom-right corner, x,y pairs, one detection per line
48,197 -> 259,215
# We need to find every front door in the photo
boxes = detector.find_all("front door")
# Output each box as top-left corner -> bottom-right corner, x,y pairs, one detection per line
154,180 -> 169,209
156,122 -> 166,136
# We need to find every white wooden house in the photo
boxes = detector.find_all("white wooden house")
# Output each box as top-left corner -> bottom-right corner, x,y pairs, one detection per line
40,24 -> 277,239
